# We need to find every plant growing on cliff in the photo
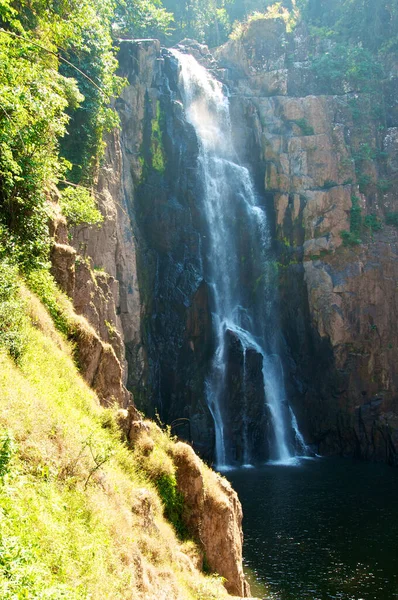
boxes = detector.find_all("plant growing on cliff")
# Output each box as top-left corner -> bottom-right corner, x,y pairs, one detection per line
0,0 -> 175,275
0,258 -> 27,362
340,195 -> 362,246
364,214 -> 383,232
25,269 -> 71,337
60,186 -> 104,227
291,118 -> 315,136
150,101 -> 166,174
155,473 -> 188,540
386,212 -> 398,226
311,44 -> 383,92
230,2 -> 298,39
299,0 -> 398,53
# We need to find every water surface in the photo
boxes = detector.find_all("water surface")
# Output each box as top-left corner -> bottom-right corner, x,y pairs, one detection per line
227,458 -> 398,600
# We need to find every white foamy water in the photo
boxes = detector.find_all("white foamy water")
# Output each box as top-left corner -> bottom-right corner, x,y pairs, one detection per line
171,49 -> 306,468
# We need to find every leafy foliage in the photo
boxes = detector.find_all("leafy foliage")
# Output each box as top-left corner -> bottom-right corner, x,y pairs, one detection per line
60,187 -> 103,227
0,429 -> 15,481
299,0 -> 398,54
364,214 -> 383,232
386,212 -> 398,226
0,0 -> 173,273
0,258 -> 27,361
291,118 -> 315,136
340,195 -> 362,247
0,29 -> 77,269
25,269 -> 71,336
311,44 -> 383,91
340,229 -> 362,247
115,0 -> 174,41
150,101 -> 166,173
155,473 -> 188,540
162,0 -> 233,46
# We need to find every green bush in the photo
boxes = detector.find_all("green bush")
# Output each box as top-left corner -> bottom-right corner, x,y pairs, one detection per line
364,214 -> 383,232
350,195 -> 362,234
0,430 -> 15,481
150,101 -> 166,174
323,179 -> 337,188
340,230 -> 361,247
386,212 -> 398,227
0,259 -> 27,362
311,43 -> 383,92
340,195 -> 363,247
60,187 -> 104,227
25,269 -> 70,336
357,173 -> 373,192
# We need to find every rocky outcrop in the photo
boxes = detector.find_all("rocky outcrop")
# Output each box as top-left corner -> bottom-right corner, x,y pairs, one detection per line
215,17 -> 398,464
71,129 -> 143,389
116,408 -> 251,597
163,440 -> 250,597
49,165 -> 132,408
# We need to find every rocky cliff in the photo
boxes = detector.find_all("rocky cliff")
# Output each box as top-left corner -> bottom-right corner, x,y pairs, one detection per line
215,18 -> 398,464
59,22 -> 398,477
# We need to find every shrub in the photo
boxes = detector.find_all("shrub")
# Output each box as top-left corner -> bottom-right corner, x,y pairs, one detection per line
150,101 -> 166,174
311,43 -> 383,92
0,259 -> 27,362
357,173 -> 373,192
340,196 -> 363,246
0,430 -> 15,481
323,179 -> 337,188
350,195 -> 362,234
60,186 -> 104,227
386,212 -> 398,227
340,230 -> 361,247
364,214 -> 383,232
25,269 -> 70,336
377,179 -> 391,192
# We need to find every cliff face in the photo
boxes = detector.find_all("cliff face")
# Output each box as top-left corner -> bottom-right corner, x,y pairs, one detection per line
215,18 -> 398,464
113,40 -> 217,459
58,26 -> 398,469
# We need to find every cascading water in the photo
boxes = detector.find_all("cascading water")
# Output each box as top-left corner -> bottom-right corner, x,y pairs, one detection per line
171,49 -> 307,468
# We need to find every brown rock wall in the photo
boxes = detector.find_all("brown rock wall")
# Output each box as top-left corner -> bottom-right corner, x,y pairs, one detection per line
215,19 -> 398,463
171,442 -> 250,597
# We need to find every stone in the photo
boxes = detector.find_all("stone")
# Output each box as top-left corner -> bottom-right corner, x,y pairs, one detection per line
50,243 -> 76,298
172,442 -> 250,597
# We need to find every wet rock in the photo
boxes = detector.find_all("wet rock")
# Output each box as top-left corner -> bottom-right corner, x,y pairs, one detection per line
223,329 -> 270,463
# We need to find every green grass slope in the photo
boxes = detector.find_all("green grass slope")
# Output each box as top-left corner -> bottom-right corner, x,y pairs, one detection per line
0,286 -> 229,599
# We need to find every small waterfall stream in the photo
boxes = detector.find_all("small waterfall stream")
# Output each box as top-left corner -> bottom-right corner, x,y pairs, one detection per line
172,49 -> 306,468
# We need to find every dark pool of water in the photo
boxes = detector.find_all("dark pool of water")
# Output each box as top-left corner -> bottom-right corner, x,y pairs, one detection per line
226,458 -> 398,600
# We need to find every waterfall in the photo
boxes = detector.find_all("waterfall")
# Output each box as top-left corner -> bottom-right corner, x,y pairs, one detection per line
171,49 -> 305,468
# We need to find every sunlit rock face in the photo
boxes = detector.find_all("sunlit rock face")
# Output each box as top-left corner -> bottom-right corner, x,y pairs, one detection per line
216,18 -> 398,464
85,22 -> 398,466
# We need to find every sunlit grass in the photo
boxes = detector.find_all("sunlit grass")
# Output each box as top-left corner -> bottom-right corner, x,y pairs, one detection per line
0,292 -> 229,599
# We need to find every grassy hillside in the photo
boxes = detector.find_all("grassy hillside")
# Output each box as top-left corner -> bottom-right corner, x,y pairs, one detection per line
0,284 -> 229,599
